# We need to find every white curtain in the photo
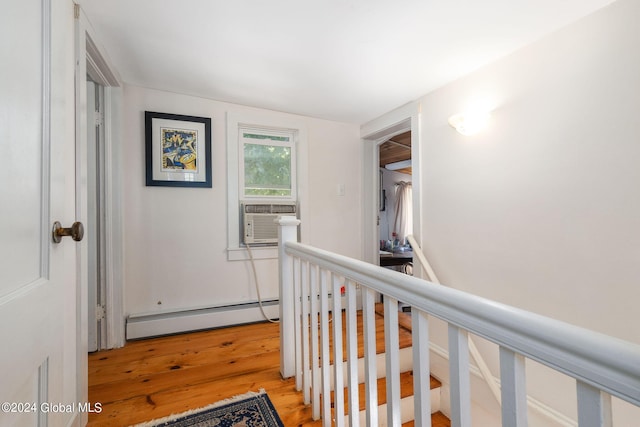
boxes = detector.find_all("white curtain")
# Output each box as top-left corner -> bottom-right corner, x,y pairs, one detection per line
393,181 -> 413,244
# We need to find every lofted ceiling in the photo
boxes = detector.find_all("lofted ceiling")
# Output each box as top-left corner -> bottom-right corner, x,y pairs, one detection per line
78,0 -> 616,124
379,131 -> 412,175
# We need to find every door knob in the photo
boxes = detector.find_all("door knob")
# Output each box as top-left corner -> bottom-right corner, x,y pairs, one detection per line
52,221 -> 84,243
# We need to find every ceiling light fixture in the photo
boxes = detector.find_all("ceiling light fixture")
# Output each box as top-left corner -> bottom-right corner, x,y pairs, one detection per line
385,159 -> 412,171
448,110 -> 491,136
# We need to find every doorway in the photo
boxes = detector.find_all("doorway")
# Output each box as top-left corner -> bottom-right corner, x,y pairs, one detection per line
76,8 -> 125,355
74,8 -> 125,422
361,102 -> 422,277
378,130 -> 412,249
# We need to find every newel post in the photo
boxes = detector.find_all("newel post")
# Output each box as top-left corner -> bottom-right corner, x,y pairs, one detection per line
277,215 -> 301,378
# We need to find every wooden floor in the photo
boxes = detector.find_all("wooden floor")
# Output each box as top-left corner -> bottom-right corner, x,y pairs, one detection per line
88,312 -> 449,426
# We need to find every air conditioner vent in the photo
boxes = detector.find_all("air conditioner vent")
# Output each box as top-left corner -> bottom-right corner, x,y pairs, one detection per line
244,204 -> 296,214
271,204 -> 296,214
242,203 -> 297,244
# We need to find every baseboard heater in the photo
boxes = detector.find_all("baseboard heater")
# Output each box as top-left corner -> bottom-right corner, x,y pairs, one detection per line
126,300 -> 279,340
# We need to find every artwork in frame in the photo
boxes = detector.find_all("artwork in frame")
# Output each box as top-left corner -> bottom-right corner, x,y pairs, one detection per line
145,111 -> 212,187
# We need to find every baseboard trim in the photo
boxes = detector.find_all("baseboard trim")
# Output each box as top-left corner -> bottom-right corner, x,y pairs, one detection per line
126,300 -> 279,340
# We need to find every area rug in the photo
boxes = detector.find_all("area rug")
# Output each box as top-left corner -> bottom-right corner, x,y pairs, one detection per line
131,390 -> 284,427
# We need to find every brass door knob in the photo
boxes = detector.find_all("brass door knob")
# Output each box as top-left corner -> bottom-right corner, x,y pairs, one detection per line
52,221 -> 84,243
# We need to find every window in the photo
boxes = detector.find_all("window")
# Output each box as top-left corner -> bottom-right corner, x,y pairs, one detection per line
239,127 -> 296,200
226,113 -> 307,259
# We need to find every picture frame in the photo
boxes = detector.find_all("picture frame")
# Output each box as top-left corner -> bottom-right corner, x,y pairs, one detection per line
145,111 -> 212,187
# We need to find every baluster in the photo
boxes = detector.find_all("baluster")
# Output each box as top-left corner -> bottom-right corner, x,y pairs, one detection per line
332,273 -> 345,427
412,308 -> 431,427
301,260 -> 311,404
310,264 -> 320,420
449,325 -> 471,427
499,347 -> 527,427
293,257 -> 302,391
577,381 -> 612,427
384,297 -> 401,427
345,280 -> 360,427
363,287 -> 378,426
320,269 -> 332,426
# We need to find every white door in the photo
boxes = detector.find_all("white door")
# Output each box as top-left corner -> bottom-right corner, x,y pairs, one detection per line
0,1 -> 81,426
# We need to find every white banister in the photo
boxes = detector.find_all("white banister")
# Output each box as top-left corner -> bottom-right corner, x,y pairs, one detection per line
412,308 -> 431,427
277,221 -> 640,427
345,280 -> 360,427
449,325 -> 472,427
300,259 -> 311,404
499,347 -> 527,426
293,257 -> 302,390
362,287 -> 379,426
384,296 -> 402,427
577,381 -> 612,427
319,269 -> 332,426
331,273 -> 345,427
276,215 -> 300,378
310,264 -> 320,420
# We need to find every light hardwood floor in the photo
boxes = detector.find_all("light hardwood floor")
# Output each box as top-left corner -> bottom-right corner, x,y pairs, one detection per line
88,313 -> 449,426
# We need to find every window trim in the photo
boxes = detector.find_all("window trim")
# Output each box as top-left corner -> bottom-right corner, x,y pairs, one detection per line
226,112 -> 308,261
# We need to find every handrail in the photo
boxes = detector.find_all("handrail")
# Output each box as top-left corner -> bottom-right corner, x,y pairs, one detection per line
283,240 -> 640,408
406,235 -> 503,406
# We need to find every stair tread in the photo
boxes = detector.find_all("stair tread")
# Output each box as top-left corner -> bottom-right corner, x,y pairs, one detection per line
374,303 -> 413,334
403,411 -> 451,427
325,305 -> 414,364
336,371 -> 441,413
322,302 -> 447,424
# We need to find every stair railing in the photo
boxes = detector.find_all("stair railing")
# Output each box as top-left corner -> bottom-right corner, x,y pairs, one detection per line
277,217 -> 640,427
406,234 -> 503,407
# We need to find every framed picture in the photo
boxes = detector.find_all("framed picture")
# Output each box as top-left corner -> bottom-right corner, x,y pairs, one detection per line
145,111 -> 212,187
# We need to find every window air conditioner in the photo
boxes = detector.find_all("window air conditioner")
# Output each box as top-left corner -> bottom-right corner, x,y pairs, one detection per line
242,203 -> 297,245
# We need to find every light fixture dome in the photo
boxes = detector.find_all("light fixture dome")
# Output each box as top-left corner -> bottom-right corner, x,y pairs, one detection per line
448,110 -> 490,136
385,159 -> 412,171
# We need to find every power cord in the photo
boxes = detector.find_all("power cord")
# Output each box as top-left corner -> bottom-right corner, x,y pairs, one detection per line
246,241 -> 335,325
245,243 -> 279,324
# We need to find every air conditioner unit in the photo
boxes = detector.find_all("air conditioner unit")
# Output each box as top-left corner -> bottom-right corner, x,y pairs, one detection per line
242,203 -> 297,245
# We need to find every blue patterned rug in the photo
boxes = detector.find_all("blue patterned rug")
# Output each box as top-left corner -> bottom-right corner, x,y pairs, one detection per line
131,391 -> 284,427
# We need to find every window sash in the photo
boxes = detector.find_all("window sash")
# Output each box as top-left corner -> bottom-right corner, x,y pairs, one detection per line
239,127 -> 296,200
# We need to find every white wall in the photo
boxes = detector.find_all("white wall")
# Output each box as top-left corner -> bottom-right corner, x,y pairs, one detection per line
415,0 -> 640,424
122,85 -> 361,317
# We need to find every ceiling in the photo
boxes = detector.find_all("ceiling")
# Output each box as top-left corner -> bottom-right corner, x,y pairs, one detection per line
379,131 -> 412,175
78,0 -> 616,124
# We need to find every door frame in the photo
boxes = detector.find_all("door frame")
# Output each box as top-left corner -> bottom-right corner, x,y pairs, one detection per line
86,80 -> 107,352
74,1 -> 124,381
360,101 -> 423,276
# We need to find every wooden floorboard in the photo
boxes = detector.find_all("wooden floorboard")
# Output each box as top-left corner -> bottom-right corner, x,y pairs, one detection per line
88,310 -> 449,427
88,321 -> 317,426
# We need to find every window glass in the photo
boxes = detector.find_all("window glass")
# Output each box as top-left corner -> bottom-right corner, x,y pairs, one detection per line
240,130 -> 295,199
